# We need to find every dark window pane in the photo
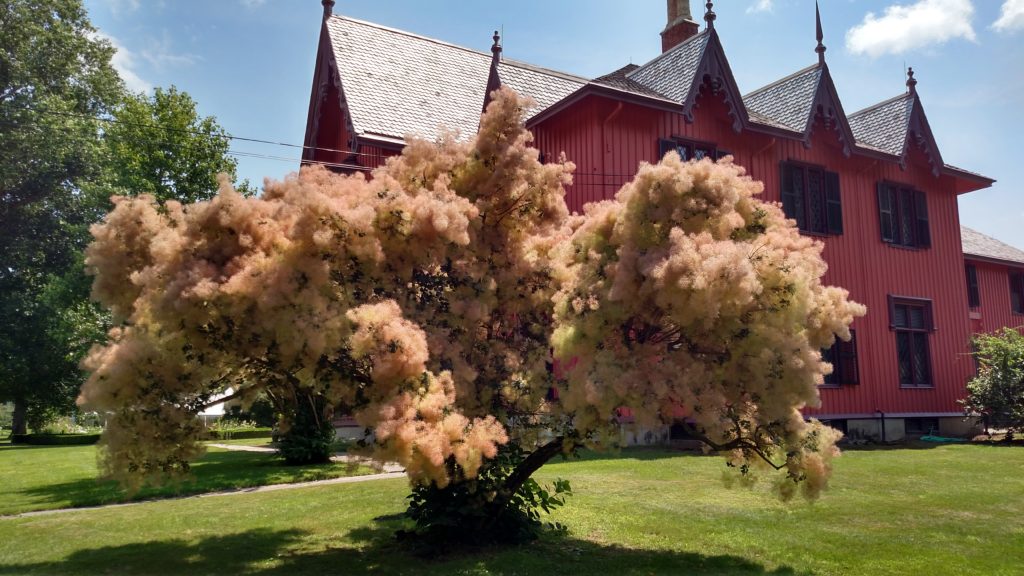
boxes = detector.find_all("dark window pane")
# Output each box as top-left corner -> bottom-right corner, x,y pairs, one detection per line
694,147 -> 710,161
894,305 -> 908,328
913,333 -> 930,385
915,191 -> 931,248
807,169 -> 825,233
966,265 -> 980,308
897,332 -> 912,383
825,172 -> 843,235
909,306 -> 925,329
899,188 -> 916,246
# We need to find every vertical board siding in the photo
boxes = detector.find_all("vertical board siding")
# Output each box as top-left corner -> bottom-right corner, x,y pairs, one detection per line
532,91 -> 978,417
968,259 -> 1024,335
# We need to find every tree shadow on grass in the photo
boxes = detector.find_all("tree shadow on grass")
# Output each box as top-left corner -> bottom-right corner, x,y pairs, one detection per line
0,517 -> 814,576
12,450 -> 355,513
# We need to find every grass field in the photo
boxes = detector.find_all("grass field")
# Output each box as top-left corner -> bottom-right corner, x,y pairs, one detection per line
0,443 -> 1021,575
0,439 -> 370,516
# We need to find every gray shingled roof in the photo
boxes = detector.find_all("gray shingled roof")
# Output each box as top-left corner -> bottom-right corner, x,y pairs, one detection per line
325,16 -> 584,141
962,226 -> 1024,265
592,64 -> 671,100
848,94 -> 915,156
743,65 -> 822,133
625,32 -> 710,104
496,61 -> 587,117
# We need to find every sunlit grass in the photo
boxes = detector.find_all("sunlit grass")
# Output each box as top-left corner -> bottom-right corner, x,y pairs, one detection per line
0,444 -> 1021,575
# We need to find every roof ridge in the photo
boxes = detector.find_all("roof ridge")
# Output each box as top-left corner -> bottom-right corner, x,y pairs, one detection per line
847,92 -> 912,118
329,14 -> 493,60
625,30 -> 710,80
743,63 -> 821,100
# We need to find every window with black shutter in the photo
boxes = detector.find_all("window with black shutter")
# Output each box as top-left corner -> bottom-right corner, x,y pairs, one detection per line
888,296 -> 934,388
877,182 -> 930,248
780,161 -> 842,236
658,137 -> 720,163
1010,271 -> 1024,314
822,329 -> 859,386
965,264 -> 980,308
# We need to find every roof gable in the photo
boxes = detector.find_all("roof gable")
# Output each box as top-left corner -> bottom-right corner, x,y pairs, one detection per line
626,29 -> 747,131
744,63 -> 855,156
744,65 -> 821,133
848,92 -> 944,175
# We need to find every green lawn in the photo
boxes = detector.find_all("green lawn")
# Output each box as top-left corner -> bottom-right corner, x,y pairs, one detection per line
0,444 -> 1021,575
0,440 -> 371,516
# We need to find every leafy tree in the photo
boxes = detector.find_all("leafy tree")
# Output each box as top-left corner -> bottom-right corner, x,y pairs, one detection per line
79,88 -> 864,539
963,328 -> 1024,439
105,86 -> 252,203
0,0 -> 250,435
0,0 -> 121,434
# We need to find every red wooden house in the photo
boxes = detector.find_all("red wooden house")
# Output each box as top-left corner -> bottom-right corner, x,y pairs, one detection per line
303,0 -> 1000,441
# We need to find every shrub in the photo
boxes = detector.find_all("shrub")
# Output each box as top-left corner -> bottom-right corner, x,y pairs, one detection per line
12,433 -> 101,445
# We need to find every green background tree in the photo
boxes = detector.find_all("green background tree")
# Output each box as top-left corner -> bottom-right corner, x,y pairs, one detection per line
963,328 -> 1024,439
1,0 -> 247,434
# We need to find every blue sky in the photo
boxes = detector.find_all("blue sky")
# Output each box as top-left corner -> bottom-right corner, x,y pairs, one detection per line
83,0 -> 1023,247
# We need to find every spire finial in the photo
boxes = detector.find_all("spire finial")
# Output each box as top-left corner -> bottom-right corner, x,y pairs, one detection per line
906,67 -> 917,95
815,1 -> 826,65
491,30 -> 502,60
321,0 -> 334,20
704,1 -> 716,29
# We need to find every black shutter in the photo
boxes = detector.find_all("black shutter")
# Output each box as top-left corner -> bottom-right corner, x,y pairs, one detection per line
781,163 -> 805,230
887,294 -> 897,328
1011,272 -> 1024,314
838,330 -> 859,384
915,190 -> 931,248
825,171 -> 843,235
877,183 -> 895,243
966,264 -> 980,308
658,138 -> 676,160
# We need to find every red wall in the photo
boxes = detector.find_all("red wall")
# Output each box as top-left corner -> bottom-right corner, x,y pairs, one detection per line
532,87 -> 977,418
967,259 -> 1024,336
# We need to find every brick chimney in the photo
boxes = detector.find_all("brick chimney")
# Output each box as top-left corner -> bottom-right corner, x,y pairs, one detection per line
661,0 -> 699,52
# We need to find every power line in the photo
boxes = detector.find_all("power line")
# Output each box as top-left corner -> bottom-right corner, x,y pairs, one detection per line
19,105 -> 381,160
11,106 -> 644,184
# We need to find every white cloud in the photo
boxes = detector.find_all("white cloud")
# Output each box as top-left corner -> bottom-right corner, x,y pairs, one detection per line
845,0 -> 977,57
993,0 -> 1024,32
103,0 -> 140,17
140,31 -> 199,69
747,0 -> 774,14
92,32 -> 151,93
240,0 -> 266,7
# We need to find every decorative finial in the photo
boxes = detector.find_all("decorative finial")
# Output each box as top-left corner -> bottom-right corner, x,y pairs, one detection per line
906,67 -> 917,95
815,1 -> 826,65
321,0 -> 334,20
491,30 -> 502,60
704,1 -> 716,29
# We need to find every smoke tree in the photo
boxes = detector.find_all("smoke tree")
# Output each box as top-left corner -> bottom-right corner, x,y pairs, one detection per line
80,87 -> 863,535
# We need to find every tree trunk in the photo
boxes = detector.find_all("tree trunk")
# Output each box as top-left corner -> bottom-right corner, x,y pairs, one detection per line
11,398 -> 27,436
482,436 -> 565,528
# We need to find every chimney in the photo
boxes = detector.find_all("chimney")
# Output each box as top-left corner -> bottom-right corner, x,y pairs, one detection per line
661,0 -> 699,52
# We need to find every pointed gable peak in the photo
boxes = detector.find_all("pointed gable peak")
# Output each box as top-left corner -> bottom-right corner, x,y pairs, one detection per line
848,78 -> 944,176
